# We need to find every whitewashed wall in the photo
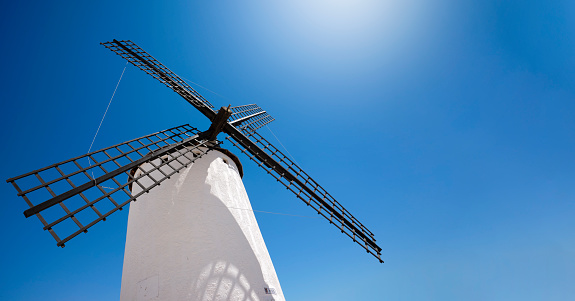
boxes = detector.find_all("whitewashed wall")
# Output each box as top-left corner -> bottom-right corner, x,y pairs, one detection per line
120,147 -> 285,301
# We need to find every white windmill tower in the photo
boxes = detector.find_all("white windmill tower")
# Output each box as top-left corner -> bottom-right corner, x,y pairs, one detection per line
7,40 -> 382,301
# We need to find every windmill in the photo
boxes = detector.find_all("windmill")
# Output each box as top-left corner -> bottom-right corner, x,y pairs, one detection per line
6,40 -> 382,300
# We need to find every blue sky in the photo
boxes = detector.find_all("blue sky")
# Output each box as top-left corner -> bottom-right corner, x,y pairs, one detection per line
1,1 -> 574,300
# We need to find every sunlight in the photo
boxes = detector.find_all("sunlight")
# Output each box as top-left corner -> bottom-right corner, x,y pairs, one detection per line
292,0 -> 393,41
288,0 -> 410,46
261,0 -> 428,69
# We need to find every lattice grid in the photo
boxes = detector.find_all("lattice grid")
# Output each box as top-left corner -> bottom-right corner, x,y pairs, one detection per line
228,104 -> 275,131
101,39 -> 214,109
7,124 -> 212,247
226,128 -> 382,262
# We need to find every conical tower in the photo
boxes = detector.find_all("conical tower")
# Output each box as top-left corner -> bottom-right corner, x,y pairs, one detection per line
121,147 -> 284,300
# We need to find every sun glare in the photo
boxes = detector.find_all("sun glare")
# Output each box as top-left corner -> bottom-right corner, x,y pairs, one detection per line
264,0 -> 425,67
295,0 -> 388,39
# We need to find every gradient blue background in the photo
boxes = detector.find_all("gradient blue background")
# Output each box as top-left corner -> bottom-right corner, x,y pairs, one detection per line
1,1 -> 574,300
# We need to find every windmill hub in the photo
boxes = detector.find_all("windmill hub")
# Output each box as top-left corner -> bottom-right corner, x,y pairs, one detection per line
201,105 -> 233,141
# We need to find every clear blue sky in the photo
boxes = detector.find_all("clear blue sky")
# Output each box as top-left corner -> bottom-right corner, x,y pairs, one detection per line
1,1 -> 574,300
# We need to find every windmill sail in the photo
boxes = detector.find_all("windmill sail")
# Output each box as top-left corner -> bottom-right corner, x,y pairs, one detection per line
101,40 -> 216,119
228,104 -> 275,131
224,125 -> 383,262
7,124 -> 212,247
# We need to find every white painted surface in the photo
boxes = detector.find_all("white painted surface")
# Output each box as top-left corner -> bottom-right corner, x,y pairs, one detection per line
120,147 -> 285,301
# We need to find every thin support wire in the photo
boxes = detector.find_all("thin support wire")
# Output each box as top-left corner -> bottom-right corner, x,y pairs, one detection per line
87,61 -> 129,177
178,75 -> 229,101
226,205 -> 321,219
266,125 -> 301,167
